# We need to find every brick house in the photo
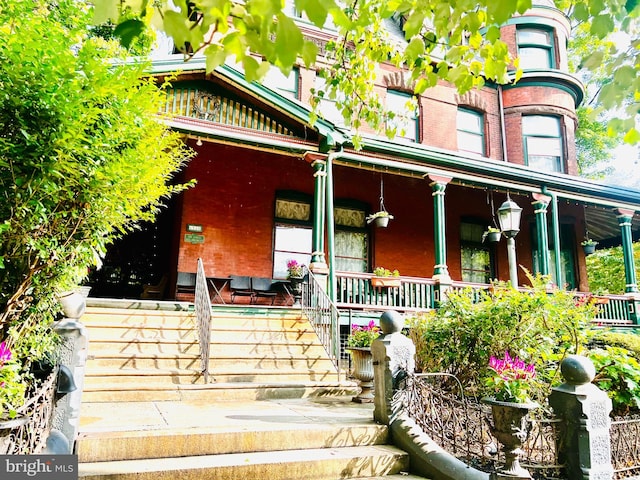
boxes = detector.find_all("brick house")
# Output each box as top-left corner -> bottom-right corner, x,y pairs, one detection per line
89,1 -> 640,324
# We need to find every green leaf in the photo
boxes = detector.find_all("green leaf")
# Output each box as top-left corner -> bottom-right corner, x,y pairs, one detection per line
614,65 -> 636,88
580,50 -> 605,70
301,41 -> 318,68
403,11 -> 425,39
623,128 -> 640,144
405,37 -> 425,64
274,15 -> 303,68
204,46 -> 228,73
113,19 -> 146,50
297,0 -> 330,28
92,0 -> 120,24
591,14 -> 615,39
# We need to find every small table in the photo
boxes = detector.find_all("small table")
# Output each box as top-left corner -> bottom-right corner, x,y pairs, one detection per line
271,280 -> 294,305
207,277 -> 231,304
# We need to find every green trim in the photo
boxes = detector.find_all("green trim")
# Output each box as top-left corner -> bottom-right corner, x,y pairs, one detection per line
431,181 -> 449,277
532,199 -> 551,276
504,15 -> 568,30
516,25 -> 555,70
618,212 -> 639,293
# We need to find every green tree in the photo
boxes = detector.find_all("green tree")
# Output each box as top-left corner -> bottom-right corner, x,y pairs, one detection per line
0,0 -> 191,342
95,0 -> 639,144
585,242 -> 640,294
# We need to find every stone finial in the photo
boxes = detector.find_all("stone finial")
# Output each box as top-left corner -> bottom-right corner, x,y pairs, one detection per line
380,310 -> 404,334
560,355 -> 596,385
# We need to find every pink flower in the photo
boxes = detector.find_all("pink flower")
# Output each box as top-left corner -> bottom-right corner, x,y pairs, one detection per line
0,341 -> 11,365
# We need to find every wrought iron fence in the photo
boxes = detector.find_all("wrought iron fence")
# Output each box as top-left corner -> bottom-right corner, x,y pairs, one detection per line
195,258 -> 212,383
611,414 -> 640,478
302,269 -> 341,379
402,374 -> 565,479
2,368 -> 57,454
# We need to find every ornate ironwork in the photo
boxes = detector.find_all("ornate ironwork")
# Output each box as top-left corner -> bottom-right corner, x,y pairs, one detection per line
611,414 -> 640,478
402,374 -> 566,479
2,368 -> 57,454
195,258 -> 212,383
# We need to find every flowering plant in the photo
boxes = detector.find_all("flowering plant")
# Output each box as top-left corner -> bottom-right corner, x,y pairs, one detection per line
347,320 -> 380,348
485,351 -> 536,403
286,259 -> 304,278
0,341 -> 26,419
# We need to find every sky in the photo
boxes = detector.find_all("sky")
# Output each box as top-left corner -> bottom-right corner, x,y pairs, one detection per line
603,144 -> 640,189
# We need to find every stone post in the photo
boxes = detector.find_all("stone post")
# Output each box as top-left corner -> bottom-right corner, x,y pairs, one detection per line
548,355 -> 613,480
371,310 -> 415,425
45,291 -> 89,454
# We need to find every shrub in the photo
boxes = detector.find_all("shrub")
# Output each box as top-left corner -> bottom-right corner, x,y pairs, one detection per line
408,272 -> 597,403
591,330 -> 640,357
589,346 -> 640,415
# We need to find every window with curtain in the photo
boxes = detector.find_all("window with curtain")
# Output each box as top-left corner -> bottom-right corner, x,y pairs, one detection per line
522,115 -> 564,173
386,90 -> 418,142
334,206 -> 368,272
517,27 -> 554,69
460,222 -> 494,283
457,108 -> 485,155
273,197 -> 313,278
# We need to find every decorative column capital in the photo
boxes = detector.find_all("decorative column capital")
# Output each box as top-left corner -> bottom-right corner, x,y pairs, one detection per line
303,152 -> 328,166
531,193 -> 551,212
615,208 -> 635,225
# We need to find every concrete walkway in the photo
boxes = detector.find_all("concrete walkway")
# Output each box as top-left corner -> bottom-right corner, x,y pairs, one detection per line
79,396 -> 376,434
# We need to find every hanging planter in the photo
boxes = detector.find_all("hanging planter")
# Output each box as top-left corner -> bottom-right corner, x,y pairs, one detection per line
482,227 -> 502,243
367,211 -> 394,228
367,176 -> 393,228
581,239 -> 598,256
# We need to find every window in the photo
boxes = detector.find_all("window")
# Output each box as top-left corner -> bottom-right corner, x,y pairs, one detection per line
273,196 -> 368,277
273,197 -> 313,278
335,206 -> 368,272
386,90 -> 418,142
531,224 -> 576,289
460,222 -> 494,283
517,28 -> 554,69
314,75 -> 347,127
522,116 -> 563,173
457,108 -> 485,155
262,67 -> 299,99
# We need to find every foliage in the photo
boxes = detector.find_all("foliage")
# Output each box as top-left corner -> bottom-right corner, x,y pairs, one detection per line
347,320 -> 380,348
485,352 -> 537,403
590,346 -> 640,415
0,341 -> 27,419
408,273 -> 597,403
0,0 -> 192,341
286,259 -> 305,278
373,267 -> 400,277
586,242 -> 640,294
592,330 -> 640,357
575,108 -> 618,179
95,0 -> 640,145
367,211 -> 394,221
581,238 -> 598,246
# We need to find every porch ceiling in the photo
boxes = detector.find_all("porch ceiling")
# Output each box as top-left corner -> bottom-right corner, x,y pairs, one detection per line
584,205 -> 640,244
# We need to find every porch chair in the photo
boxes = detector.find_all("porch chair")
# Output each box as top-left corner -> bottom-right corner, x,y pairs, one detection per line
251,277 -> 278,305
229,275 -> 253,303
175,272 -> 196,297
140,274 -> 168,300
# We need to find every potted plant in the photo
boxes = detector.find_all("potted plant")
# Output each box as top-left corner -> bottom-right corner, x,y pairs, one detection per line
371,267 -> 401,288
482,351 -> 538,479
346,321 -> 381,403
482,226 -> 502,243
581,238 -> 598,256
366,210 -> 394,228
286,259 -> 306,305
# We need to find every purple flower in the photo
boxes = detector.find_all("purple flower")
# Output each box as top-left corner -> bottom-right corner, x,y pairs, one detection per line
0,341 -> 11,364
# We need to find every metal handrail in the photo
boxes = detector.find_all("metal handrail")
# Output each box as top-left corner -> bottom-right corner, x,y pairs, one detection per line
194,258 -> 212,383
301,269 -> 341,380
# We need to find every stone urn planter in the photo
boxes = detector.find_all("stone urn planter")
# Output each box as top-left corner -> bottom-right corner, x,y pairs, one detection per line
58,291 -> 86,319
288,276 -> 304,306
348,347 -> 374,403
482,397 -> 539,479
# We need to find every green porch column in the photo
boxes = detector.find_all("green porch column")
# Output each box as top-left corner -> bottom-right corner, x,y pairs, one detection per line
532,193 -> 551,276
429,175 -> 452,303
616,208 -> 639,295
307,154 -> 329,274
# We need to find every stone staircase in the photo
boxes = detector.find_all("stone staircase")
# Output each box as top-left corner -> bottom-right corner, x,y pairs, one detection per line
81,304 -> 356,402
77,302 -> 429,480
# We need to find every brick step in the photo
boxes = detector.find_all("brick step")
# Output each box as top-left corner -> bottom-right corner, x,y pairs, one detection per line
77,423 -> 388,462
86,327 -> 318,343
78,445 -> 410,480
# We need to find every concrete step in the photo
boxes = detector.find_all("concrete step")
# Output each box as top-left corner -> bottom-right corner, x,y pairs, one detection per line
78,444 -> 410,480
80,381 -> 357,402
77,423 -> 389,461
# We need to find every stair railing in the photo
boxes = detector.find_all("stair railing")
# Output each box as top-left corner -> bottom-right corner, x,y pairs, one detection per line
301,269 -> 341,380
194,258 -> 212,383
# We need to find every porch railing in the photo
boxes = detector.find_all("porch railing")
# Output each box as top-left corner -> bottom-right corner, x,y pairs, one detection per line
195,258 -> 212,383
302,270 -> 341,379
335,272 -> 436,311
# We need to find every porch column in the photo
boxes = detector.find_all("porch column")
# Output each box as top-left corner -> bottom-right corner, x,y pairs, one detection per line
615,208 -> 638,294
307,155 -> 329,274
429,175 -> 452,304
532,193 -> 551,276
